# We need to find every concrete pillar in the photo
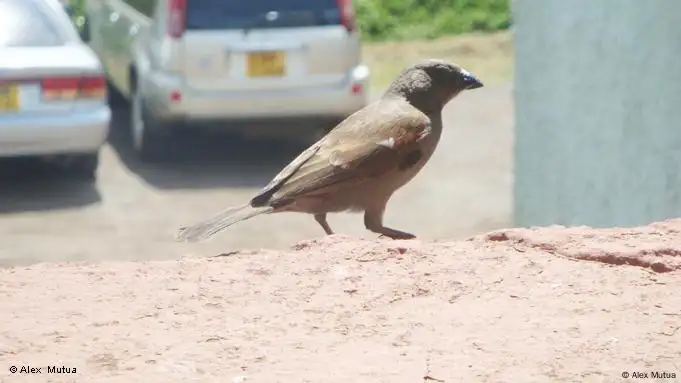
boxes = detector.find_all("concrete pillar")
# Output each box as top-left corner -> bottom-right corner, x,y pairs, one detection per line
512,0 -> 681,228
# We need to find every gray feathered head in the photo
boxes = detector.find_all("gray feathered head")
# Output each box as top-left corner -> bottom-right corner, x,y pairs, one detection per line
385,59 -> 483,112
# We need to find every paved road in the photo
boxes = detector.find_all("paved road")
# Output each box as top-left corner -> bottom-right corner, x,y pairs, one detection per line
0,85 -> 513,267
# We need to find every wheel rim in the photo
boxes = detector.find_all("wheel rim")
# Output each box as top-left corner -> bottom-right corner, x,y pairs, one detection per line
131,90 -> 145,152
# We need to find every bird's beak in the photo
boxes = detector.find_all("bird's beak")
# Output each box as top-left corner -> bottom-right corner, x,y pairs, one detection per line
464,74 -> 484,90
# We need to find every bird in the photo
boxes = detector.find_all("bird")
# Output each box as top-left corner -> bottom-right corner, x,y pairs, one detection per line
175,59 -> 484,242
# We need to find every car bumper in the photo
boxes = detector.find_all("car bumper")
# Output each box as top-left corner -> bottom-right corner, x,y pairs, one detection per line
0,106 -> 111,157
144,65 -> 370,124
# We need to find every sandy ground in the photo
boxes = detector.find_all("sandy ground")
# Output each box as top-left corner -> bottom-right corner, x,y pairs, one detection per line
0,219 -> 680,382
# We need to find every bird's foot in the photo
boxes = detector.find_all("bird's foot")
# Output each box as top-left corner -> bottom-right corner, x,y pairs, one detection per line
314,213 -> 335,235
376,228 -> 416,240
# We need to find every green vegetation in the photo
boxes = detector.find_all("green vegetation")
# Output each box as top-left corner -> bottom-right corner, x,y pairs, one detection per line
356,0 -> 511,41
64,0 -> 87,32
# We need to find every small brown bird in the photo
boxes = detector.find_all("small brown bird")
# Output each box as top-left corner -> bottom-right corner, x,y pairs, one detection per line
176,59 -> 483,242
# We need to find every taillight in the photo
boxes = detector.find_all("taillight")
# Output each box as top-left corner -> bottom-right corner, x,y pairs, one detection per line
337,0 -> 356,32
169,89 -> 182,103
80,76 -> 107,99
167,0 -> 186,39
41,75 -> 106,101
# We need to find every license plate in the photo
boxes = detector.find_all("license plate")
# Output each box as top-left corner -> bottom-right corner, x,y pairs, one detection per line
0,83 -> 20,112
247,51 -> 286,77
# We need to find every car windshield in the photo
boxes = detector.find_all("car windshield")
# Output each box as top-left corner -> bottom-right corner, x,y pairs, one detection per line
0,0 -> 69,47
185,0 -> 342,30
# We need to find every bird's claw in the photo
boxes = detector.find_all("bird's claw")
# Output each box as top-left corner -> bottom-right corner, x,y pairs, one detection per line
378,232 -> 416,240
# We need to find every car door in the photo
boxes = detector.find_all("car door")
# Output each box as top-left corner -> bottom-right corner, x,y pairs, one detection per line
117,0 -> 155,97
86,0 -> 118,77
100,0 -> 137,96
83,0 -> 105,54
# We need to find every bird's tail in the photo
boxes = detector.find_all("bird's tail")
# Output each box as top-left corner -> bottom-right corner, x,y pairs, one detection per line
175,204 -> 274,242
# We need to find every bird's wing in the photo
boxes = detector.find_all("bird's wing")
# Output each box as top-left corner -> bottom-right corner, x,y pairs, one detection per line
250,100 -> 431,208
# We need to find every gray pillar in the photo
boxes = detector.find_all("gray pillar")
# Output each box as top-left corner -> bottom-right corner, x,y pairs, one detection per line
512,0 -> 681,228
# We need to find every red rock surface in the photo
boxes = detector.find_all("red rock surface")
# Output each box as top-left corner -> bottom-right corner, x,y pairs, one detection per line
1,220 -> 680,382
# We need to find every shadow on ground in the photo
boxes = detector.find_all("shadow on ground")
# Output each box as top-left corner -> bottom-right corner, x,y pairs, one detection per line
107,105 -> 320,191
0,159 -> 101,214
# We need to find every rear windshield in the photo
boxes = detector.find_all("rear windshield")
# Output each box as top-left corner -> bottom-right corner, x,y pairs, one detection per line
185,0 -> 343,30
0,0 -> 69,47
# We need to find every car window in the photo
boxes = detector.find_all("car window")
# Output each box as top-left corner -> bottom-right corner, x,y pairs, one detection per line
0,0 -> 70,47
186,0 -> 342,30
124,0 -> 156,17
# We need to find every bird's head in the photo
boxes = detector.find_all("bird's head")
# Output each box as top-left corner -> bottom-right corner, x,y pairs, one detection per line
384,59 -> 484,113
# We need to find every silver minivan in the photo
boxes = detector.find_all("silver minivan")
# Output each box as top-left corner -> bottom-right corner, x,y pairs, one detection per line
85,0 -> 370,161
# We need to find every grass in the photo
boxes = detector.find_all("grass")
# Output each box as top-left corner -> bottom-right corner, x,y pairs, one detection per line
362,30 -> 513,90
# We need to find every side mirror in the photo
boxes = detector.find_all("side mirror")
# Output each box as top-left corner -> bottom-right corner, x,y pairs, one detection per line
63,3 -> 75,17
79,18 -> 91,42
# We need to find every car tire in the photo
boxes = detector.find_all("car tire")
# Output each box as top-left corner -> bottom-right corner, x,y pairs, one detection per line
63,152 -> 99,182
131,87 -> 167,163
107,80 -> 128,109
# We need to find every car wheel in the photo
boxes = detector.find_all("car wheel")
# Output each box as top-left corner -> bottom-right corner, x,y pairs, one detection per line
62,152 -> 99,182
131,87 -> 166,162
107,80 -> 128,108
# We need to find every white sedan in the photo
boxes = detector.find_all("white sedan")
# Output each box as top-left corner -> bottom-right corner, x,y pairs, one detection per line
0,0 -> 111,181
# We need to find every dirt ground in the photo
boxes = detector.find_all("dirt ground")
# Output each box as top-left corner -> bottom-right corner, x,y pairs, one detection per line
0,219 -> 679,382
0,84 -> 512,267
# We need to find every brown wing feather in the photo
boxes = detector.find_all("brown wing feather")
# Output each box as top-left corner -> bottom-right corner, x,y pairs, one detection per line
251,99 -> 431,208
250,144 -> 321,206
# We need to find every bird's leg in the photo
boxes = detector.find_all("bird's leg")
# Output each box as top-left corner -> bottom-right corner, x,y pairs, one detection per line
364,205 -> 416,240
314,213 -> 334,235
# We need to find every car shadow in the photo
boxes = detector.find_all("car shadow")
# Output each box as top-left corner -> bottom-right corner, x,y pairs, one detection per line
107,105 -> 319,190
0,158 -> 101,214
